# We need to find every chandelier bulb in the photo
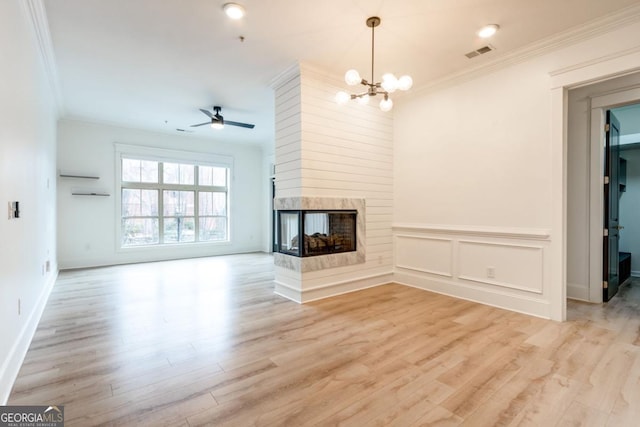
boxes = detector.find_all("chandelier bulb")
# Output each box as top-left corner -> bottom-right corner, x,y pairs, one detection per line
335,91 -> 350,105
345,69 -> 361,86
379,97 -> 393,112
398,75 -> 413,91
381,73 -> 398,93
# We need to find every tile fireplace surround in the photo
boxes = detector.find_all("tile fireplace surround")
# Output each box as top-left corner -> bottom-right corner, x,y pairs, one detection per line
273,197 -> 366,273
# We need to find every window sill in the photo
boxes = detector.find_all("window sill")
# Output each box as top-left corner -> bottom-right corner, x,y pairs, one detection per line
117,240 -> 232,253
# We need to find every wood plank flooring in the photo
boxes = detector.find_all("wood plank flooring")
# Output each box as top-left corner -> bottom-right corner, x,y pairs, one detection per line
8,253 -> 640,426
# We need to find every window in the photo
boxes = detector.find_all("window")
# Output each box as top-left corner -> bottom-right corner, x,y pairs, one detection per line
119,154 -> 230,247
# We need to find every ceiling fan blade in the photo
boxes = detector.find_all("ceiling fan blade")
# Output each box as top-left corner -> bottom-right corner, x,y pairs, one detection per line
199,108 -> 214,118
225,120 -> 255,129
190,121 -> 211,127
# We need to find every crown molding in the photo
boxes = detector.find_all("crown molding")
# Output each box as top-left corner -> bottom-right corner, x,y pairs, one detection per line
412,3 -> 640,97
21,0 -> 65,116
298,61 -> 339,81
549,45 -> 640,81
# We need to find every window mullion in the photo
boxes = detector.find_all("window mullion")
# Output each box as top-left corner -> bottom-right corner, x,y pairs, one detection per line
195,165 -> 200,242
158,162 -> 164,244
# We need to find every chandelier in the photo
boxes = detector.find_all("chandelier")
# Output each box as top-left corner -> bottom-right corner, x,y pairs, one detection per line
336,16 -> 412,112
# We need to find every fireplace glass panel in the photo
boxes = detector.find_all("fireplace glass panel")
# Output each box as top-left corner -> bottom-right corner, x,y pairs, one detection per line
277,210 -> 357,257
279,212 -> 300,256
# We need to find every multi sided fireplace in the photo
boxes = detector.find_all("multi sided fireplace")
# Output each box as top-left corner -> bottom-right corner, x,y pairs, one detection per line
277,210 -> 357,257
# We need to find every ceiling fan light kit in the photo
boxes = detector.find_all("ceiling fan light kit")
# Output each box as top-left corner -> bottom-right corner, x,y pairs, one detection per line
336,16 -> 412,112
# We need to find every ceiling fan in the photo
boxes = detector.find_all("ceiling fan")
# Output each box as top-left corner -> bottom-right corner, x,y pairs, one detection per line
191,106 -> 255,130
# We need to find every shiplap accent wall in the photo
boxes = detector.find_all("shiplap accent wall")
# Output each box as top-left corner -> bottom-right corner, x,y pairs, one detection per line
274,71 -> 302,199
272,63 -> 394,302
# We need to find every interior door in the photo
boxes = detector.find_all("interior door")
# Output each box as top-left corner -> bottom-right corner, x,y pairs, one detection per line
603,110 -> 621,302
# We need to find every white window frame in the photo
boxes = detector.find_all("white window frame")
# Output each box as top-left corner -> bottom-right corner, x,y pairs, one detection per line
115,143 -> 233,250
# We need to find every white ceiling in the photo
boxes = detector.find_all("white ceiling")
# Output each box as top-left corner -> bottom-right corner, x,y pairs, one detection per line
42,0 -> 640,149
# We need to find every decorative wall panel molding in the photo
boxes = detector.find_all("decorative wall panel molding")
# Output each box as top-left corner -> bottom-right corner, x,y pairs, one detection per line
458,240 -> 544,294
393,224 -> 550,240
395,235 -> 453,277
392,224 -> 552,319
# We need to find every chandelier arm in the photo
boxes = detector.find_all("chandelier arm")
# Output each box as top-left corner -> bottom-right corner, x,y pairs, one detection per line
352,91 -> 371,99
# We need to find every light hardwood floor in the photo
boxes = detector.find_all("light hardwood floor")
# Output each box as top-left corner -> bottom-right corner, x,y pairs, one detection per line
8,253 -> 640,426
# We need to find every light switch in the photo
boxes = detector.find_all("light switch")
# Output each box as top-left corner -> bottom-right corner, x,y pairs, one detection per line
8,201 -> 19,219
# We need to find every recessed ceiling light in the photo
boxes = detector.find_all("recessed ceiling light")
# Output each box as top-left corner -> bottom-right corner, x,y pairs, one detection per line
223,3 -> 245,20
478,24 -> 499,38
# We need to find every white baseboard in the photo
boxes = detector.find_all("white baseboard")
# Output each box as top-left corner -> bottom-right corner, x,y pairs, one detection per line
393,270 -> 552,320
274,272 -> 393,304
0,266 -> 58,405
276,269 -> 553,319
59,249 -> 264,270
274,281 -> 302,303
631,270 -> 640,278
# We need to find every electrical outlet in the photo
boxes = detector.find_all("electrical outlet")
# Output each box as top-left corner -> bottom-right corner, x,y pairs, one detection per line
46,260 -> 51,273
487,266 -> 495,278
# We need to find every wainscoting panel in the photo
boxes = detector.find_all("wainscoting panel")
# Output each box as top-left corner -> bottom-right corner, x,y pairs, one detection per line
395,235 -> 453,277
393,224 -> 552,319
458,240 -> 543,294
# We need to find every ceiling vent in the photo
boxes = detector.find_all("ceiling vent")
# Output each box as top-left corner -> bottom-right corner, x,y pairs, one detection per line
465,45 -> 495,59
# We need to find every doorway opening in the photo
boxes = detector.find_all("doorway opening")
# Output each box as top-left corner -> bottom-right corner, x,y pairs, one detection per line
612,103 -> 640,294
567,72 -> 640,306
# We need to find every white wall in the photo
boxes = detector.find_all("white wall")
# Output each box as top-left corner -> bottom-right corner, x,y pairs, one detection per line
396,60 -> 553,228
620,148 -> 640,276
393,17 -> 640,319
57,119 -> 266,269
0,1 -> 58,404
273,64 -> 394,301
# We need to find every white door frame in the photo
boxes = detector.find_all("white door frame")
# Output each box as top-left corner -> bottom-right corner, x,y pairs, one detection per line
550,50 -> 640,321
